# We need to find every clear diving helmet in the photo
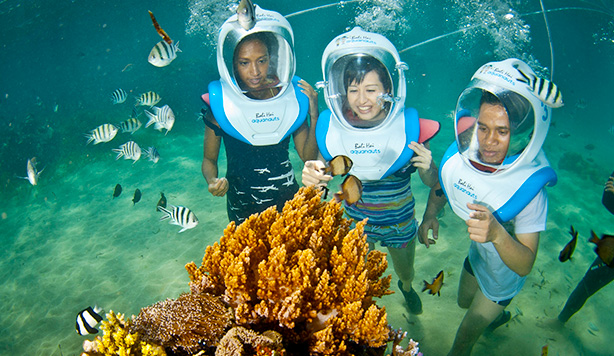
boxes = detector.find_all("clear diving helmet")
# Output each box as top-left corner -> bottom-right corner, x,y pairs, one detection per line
217,4 -> 295,101
319,26 -> 408,130
454,58 -> 551,173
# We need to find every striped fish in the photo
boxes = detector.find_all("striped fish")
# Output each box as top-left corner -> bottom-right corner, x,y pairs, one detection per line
144,104 -> 175,134
148,40 -> 180,67
110,88 -> 127,104
76,306 -> 103,335
135,91 -> 161,107
517,69 -> 563,108
85,124 -> 118,145
145,146 -> 160,163
159,205 -> 198,233
112,141 -> 141,163
119,117 -> 142,134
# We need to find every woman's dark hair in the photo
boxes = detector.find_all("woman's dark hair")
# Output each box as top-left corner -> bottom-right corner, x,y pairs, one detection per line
343,56 -> 392,93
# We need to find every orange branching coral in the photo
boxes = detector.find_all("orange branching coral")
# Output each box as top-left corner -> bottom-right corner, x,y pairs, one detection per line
185,186 -> 392,354
130,293 -> 233,354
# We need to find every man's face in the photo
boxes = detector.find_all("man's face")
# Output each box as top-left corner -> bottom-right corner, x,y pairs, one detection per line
477,102 -> 510,164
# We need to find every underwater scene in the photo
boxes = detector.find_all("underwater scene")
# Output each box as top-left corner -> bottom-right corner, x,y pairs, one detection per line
1,0 -> 614,355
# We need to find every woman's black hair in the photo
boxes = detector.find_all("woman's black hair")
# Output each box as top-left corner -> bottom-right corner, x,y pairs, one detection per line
343,56 -> 392,93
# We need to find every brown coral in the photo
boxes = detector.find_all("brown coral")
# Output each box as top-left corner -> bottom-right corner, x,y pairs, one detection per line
185,186 -> 392,354
130,293 -> 233,354
215,326 -> 284,356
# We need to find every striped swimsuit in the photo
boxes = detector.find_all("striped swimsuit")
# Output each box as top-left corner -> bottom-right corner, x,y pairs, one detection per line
344,164 -> 417,248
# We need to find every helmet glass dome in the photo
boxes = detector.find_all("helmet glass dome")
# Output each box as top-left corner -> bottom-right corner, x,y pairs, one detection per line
321,27 -> 406,130
327,54 -> 395,128
222,31 -> 294,99
217,6 -> 295,101
455,80 -> 535,172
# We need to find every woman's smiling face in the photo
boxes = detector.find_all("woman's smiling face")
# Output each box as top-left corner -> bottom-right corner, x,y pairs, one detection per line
346,70 -> 387,123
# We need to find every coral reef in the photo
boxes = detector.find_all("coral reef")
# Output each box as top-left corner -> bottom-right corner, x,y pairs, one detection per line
185,186 -> 393,355
84,310 -> 166,356
130,293 -> 233,354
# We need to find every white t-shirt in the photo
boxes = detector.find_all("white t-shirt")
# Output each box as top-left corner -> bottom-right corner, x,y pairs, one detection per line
468,188 -> 548,302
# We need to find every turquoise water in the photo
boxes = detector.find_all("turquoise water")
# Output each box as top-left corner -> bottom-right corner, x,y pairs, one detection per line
1,0 -> 613,355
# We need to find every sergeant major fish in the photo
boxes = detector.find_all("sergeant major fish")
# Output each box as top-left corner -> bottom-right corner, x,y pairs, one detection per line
158,205 -> 198,233
236,0 -> 256,30
589,231 -> 614,267
110,88 -> 127,104
19,157 -> 44,186
148,11 -> 180,67
119,117 -> 142,134
135,91 -> 161,107
75,306 -> 103,335
517,69 -> 563,108
112,141 -> 141,163
145,146 -> 160,163
144,104 -> 175,135
85,124 -> 118,145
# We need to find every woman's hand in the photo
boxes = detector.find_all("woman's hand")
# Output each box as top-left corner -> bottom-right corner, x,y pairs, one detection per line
302,160 -> 332,188
409,141 -> 433,171
208,177 -> 229,197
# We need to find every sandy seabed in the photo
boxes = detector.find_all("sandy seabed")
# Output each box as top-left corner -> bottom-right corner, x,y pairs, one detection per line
1,129 -> 613,356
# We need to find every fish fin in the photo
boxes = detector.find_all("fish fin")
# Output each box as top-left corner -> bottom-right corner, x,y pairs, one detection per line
516,69 -> 532,84
178,227 -> 188,233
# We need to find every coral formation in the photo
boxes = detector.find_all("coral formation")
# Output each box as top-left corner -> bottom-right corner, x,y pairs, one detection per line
84,310 -> 166,356
83,187 -> 424,356
185,186 -> 393,355
215,326 -> 284,356
130,293 -> 233,353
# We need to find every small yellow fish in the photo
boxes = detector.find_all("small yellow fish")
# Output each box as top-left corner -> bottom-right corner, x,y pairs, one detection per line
422,270 -> 444,296
541,344 -> 548,356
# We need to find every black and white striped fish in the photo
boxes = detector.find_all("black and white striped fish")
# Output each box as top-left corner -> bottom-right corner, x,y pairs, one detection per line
119,117 -> 142,134
112,141 -> 141,163
517,69 -> 563,108
85,124 -> 118,145
145,146 -> 160,163
158,205 -> 198,233
135,91 -> 161,107
144,104 -> 175,134
110,88 -> 127,104
148,40 -> 180,67
76,306 -> 103,335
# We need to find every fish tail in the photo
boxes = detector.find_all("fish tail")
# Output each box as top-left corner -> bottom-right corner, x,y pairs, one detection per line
421,280 -> 429,292
148,10 -> 172,45
589,230 -> 600,244
517,69 -> 531,83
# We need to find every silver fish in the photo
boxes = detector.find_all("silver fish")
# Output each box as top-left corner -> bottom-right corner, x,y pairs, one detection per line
144,104 -> 175,134
85,124 -> 118,145
76,306 -> 103,335
135,91 -> 161,107
159,205 -> 198,233
119,117 -> 142,134
110,88 -> 127,104
19,157 -> 44,186
148,41 -> 180,67
517,69 -> 563,108
237,0 -> 256,30
112,141 -> 141,163
145,146 -> 160,163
